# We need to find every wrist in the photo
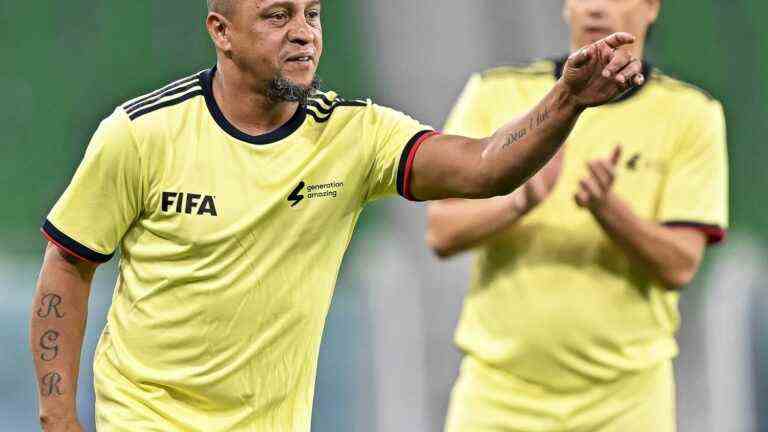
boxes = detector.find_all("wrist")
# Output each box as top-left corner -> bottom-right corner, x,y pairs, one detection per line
39,408 -> 78,426
589,191 -> 619,219
553,80 -> 587,115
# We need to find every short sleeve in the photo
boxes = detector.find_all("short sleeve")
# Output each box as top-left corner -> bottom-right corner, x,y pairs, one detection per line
657,100 -> 729,244
363,104 -> 435,202
42,108 -> 143,263
443,74 -> 493,139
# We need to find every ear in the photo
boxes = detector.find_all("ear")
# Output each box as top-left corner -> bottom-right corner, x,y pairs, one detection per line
646,0 -> 661,25
206,12 -> 232,53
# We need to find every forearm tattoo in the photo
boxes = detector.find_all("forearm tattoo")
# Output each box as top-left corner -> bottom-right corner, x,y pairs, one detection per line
39,330 -> 60,362
36,293 -> 65,319
36,293 -> 66,397
41,372 -> 63,397
502,105 -> 552,149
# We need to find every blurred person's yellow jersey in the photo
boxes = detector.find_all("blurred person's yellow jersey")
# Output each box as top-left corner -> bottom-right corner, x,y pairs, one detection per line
443,58 -> 728,431
42,67 -> 434,432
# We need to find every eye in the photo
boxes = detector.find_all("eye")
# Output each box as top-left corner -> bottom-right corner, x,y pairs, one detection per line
269,11 -> 289,23
307,9 -> 321,21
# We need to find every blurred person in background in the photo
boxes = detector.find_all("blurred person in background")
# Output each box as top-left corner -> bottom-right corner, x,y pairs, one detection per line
428,1 -> 728,431
28,0 -> 644,430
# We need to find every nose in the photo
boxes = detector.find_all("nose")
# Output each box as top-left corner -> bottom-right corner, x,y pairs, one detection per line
287,16 -> 315,46
583,0 -> 607,18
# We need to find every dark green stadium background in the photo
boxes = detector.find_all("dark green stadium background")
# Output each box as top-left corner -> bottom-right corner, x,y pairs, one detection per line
2,1 -> 766,252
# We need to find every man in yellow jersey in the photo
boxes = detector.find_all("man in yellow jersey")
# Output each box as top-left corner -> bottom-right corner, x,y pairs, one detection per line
29,0 -> 644,430
428,1 -> 728,431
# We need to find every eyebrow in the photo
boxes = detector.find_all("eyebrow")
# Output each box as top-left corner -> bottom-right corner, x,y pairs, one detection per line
263,0 -> 321,10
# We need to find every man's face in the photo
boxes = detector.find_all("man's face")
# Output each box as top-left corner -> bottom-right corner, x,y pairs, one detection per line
564,0 -> 660,49
225,0 -> 323,90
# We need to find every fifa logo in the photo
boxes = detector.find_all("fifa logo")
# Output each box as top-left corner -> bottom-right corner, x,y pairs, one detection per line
161,192 -> 218,216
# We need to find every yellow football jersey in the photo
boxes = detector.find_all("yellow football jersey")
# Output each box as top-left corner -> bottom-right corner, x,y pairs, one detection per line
444,58 -> 728,395
42,67 -> 434,431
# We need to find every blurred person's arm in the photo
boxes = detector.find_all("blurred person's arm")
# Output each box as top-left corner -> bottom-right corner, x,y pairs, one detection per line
30,243 -> 97,431
427,150 -> 563,258
589,195 -> 706,290
574,147 -> 709,290
408,34 -> 643,201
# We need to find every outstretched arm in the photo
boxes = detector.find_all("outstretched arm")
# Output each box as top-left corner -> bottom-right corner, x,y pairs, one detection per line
30,243 -> 96,432
410,33 -> 643,201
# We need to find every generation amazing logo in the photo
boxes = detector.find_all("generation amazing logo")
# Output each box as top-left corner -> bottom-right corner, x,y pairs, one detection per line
288,180 -> 344,207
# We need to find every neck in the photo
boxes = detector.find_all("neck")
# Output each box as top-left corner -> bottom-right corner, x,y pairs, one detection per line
213,60 -> 299,137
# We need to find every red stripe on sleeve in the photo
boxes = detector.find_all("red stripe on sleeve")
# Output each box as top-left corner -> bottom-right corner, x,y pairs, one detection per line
402,131 -> 440,201
41,228 -> 102,265
664,222 -> 727,245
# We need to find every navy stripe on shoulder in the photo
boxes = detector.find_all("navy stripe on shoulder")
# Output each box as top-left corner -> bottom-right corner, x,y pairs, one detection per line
127,89 -> 203,121
42,219 -> 114,263
306,97 -> 367,123
123,74 -> 200,111
125,81 -> 202,115
312,92 -> 335,107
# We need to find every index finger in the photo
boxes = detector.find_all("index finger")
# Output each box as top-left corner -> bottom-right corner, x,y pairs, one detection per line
610,145 -> 622,165
602,32 -> 636,49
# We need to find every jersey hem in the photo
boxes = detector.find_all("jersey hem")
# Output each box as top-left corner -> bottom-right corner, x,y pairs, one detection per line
41,219 -> 114,263
396,130 -> 440,201
663,221 -> 727,245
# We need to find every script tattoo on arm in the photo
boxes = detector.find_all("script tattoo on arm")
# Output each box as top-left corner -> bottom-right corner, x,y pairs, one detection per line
41,371 -> 64,397
36,293 -> 65,319
39,330 -> 60,362
36,292 -> 66,396
502,105 -> 552,149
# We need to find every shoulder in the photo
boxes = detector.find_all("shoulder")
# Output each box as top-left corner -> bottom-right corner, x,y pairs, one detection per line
119,71 -> 205,123
648,70 -> 726,148
306,90 -> 369,123
459,59 -> 558,100
650,69 -> 722,109
479,59 -> 557,82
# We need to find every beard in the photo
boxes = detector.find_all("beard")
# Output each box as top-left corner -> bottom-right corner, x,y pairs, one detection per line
265,73 -> 322,106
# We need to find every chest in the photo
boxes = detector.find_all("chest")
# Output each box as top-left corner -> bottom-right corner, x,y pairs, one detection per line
137,126 -> 367,248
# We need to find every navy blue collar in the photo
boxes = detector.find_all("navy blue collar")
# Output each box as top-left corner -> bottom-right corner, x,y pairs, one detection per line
199,67 -> 306,145
553,56 -> 652,104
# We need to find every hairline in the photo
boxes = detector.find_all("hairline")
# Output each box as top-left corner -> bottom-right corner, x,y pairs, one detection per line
207,0 -> 233,17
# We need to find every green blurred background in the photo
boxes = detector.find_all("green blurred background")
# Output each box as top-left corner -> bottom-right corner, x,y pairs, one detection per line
1,1 -> 765,431
1,2 -> 766,249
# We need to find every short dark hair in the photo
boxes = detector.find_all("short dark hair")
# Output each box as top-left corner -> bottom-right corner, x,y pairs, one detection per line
207,0 -> 233,16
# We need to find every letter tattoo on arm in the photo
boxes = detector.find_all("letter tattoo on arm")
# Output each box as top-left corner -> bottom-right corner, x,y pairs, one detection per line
41,371 -> 64,397
37,293 -> 65,319
35,292 -> 66,397
39,330 -> 60,362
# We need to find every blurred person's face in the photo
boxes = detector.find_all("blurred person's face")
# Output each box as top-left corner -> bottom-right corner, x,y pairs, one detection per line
564,0 -> 660,53
210,0 -> 323,96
